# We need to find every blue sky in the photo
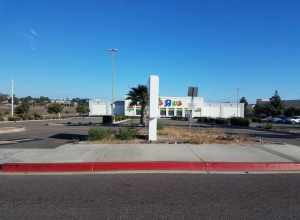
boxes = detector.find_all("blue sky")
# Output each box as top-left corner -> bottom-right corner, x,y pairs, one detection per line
0,0 -> 300,103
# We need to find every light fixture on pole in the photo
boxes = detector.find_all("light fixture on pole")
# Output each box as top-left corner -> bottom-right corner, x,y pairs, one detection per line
106,48 -> 118,118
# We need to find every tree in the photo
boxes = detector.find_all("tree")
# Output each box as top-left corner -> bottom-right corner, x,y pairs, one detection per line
20,96 -> 34,104
36,96 -> 51,105
284,107 -> 300,117
269,90 -> 284,116
76,104 -> 89,115
126,85 -> 148,126
47,103 -> 64,118
15,102 -> 30,119
239,97 -> 251,117
240,97 -> 248,107
8,95 -> 19,105
254,103 -> 275,117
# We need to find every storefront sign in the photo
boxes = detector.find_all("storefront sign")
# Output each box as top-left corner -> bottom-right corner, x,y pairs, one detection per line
159,98 -> 182,107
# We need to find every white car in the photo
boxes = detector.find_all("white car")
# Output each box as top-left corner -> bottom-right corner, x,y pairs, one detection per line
288,116 -> 300,124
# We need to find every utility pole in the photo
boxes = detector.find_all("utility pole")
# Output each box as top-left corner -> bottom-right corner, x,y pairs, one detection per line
236,88 -> 240,117
11,79 -> 14,118
106,49 -> 118,119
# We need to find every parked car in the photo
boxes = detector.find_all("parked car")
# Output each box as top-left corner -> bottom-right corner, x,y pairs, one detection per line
261,116 -> 272,123
271,117 -> 284,123
262,116 -> 289,124
288,116 -> 300,124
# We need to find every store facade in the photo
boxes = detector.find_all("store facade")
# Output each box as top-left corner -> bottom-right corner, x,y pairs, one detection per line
124,96 -> 244,118
89,96 -> 244,118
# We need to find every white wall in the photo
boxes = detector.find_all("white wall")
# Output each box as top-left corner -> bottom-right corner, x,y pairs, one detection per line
90,97 -> 245,118
89,100 -> 111,116
202,102 -> 244,118
124,99 -> 140,116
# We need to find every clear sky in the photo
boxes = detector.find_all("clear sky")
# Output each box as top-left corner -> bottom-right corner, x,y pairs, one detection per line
1,0 -> 300,103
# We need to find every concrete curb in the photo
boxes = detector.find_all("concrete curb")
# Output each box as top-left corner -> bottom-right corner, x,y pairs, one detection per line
0,127 -> 26,134
1,162 -> 300,173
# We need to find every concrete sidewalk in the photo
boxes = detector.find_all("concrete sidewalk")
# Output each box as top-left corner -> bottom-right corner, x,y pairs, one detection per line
1,143 -> 300,163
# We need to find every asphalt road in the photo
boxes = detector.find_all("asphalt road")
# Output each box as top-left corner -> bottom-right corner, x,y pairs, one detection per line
1,174 -> 300,220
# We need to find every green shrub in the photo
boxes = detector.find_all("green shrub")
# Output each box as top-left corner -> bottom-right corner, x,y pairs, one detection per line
264,123 -> 273,130
114,115 -> 128,122
8,116 -> 20,121
197,117 -> 215,124
88,127 -> 112,140
230,117 -> 250,127
26,114 -> 35,120
251,117 -> 262,123
33,112 -> 42,120
116,128 -> 138,140
215,118 -> 229,125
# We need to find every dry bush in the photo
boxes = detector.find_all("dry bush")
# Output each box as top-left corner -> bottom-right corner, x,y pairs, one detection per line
159,127 -> 251,144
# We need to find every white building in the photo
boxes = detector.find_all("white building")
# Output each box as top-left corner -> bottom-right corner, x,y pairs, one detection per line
90,96 -> 244,118
125,96 -> 243,118
89,99 -> 112,116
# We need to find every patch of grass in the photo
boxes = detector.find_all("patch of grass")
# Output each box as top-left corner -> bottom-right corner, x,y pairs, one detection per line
88,127 -> 113,141
116,127 -> 138,140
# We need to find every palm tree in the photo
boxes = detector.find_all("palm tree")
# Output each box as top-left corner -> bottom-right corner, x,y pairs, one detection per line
126,85 -> 148,126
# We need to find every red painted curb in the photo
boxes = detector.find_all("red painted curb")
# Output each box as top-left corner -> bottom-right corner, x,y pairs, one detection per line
1,162 -> 300,173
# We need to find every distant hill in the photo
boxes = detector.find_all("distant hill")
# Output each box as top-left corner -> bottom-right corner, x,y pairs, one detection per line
0,93 -> 9,103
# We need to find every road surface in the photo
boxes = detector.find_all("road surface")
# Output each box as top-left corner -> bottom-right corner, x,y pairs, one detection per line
1,174 -> 300,219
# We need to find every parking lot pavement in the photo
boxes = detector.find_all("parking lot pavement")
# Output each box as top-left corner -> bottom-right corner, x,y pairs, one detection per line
1,118 -> 300,150
158,118 -> 300,146
0,119 -> 91,149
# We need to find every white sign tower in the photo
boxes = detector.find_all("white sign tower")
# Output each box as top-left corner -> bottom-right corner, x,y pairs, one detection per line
148,75 -> 159,141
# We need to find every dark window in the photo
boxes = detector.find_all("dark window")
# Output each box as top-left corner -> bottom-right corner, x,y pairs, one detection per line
160,108 -> 166,116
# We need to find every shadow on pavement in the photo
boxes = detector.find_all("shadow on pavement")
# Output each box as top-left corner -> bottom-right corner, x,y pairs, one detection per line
50,133 -> 88,141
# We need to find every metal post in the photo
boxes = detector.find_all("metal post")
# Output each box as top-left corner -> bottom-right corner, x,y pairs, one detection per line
106,49 -> 118,121
189,96 -> 194,129
236,88 -> 240,117
11,80 -> 14,118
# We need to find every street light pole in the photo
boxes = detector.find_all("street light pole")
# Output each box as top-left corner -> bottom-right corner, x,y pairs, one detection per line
106,49 -> 118,119
236,88 -> 240,117
11,79 -> 14,118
